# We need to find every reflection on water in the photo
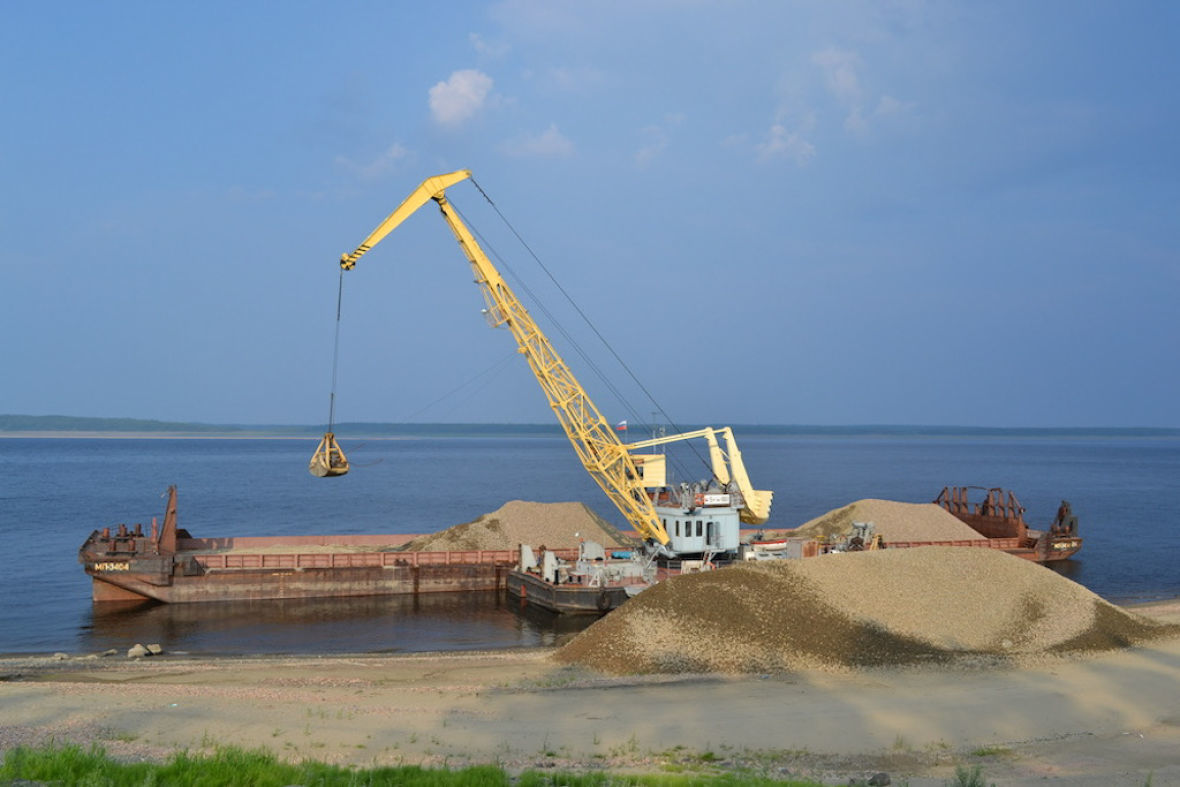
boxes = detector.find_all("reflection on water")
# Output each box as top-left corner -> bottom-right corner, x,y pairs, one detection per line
80,591 -> 601,655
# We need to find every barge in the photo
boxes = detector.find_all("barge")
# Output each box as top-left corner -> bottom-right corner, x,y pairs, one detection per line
934,486 -> 1082,562
81,484 -> 1080,607
505,541 -> 654,614
78,487 -> 578,604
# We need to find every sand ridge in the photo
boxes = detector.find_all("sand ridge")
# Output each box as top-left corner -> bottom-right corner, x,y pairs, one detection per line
786,498 -> 988,543
556,547 -> 1178,674
398,499 -> 636,552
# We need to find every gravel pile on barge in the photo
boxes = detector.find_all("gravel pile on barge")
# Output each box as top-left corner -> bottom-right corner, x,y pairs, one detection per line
556,547 -> 1177,674
787,498 -> 987,542
399,500 -> 636,552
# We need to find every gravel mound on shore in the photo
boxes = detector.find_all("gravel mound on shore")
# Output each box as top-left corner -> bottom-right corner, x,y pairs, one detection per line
556,547 -> 1176,674
787,498 -> 987,542
400,500 -> 636,552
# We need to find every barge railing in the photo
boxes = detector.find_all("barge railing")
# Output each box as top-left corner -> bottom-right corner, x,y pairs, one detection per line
192,547 -> 580,571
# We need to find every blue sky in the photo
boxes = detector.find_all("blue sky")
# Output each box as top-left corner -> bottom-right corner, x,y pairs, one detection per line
2,1 -> 1176,428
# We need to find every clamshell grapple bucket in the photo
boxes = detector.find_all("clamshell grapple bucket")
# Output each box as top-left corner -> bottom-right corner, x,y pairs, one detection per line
309,432 -> 349,477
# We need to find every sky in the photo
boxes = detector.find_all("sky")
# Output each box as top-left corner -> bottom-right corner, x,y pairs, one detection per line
1,1 -> 1177,428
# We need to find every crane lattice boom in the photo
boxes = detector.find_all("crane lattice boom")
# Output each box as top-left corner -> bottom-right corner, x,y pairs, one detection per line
338,171 -> 671,547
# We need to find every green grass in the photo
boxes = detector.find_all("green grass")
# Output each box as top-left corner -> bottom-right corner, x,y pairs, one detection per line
953,763 -> 988,787
1,744 -> 505,787
516,774 -> 815,787
0,743 -> 828,787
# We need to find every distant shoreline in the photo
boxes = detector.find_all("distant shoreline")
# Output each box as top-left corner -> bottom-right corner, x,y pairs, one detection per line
0,431 -> 407,440
4,428 -> 1179,441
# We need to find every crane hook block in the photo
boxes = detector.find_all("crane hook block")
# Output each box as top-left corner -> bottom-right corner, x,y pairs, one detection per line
309,432 -> 349,478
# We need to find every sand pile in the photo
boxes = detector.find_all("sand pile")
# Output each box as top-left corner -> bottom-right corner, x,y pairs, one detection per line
556,547 -> 1177,674
788,498 -> 987,542
400,500 -> 636,552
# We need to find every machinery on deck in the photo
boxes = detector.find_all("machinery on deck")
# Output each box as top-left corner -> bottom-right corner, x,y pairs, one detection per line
935,486 -> 1081,562
508,540 -> 653,613
833,521 -> 884,552
311,170 -> 771,560
624,426 -> 773,526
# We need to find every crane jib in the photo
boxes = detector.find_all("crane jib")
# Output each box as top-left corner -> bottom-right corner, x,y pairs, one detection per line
307,170 -> 771,555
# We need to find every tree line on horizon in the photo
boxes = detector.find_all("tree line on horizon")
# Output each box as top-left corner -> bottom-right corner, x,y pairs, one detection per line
1,414 -> 1176,438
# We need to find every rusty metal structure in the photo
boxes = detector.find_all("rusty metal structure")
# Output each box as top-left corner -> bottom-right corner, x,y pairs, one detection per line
934,486 -> 1082,562
79,487 -> 578,604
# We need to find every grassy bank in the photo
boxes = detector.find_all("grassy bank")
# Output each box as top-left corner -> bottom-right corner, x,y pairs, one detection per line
0,743 -> 826,787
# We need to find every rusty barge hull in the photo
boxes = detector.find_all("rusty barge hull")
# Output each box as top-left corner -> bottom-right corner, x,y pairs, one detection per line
505,570 -> 632,614
88,557 -> 521,604
86,536 -> 578,605
934,486 -> 1082,562
80,487 -> 579,604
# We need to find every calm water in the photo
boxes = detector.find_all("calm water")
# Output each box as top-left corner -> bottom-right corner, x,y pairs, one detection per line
1,433 -> 1177,655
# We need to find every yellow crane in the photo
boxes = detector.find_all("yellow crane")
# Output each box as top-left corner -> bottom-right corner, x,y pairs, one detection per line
309,170 -> 773,556
623,427 -> 773,525
313,170 -> 670,549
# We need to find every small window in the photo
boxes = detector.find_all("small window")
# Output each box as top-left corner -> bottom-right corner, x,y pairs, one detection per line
696,520 -> 703,537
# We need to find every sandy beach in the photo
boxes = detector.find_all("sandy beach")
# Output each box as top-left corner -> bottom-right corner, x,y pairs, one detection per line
1,600 -> 1178,786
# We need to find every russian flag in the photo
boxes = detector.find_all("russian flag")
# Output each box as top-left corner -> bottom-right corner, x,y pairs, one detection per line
614,420 -> 628,431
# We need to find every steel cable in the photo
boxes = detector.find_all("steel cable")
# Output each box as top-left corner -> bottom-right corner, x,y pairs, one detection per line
463,179 -> 712,480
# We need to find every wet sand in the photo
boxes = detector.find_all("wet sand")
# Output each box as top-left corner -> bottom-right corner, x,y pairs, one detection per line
1,600 -> 1178,786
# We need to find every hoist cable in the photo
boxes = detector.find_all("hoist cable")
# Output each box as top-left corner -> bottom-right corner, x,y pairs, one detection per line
326,268 -> 345,432
454,203 -> 629,408
452,200 -> 642,432
397,350 -> 519,423
464,179 -> 712,480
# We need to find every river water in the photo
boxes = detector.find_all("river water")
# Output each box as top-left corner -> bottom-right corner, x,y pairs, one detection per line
1,432 -> 1176,655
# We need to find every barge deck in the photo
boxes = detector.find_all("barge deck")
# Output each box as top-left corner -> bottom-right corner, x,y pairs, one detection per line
79,487 -> 578,604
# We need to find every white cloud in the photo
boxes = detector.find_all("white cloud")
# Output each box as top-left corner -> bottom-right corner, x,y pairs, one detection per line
335,143 -> 409,180
469,33 -> 510,58
635,128 -> 666,168
876,94 -> 903,116
546,65 -> 607,92
845,94 -> 916,136
756,124 -> 815,166
875,94 -> 915,118
501,124 -> 574,158
811,47 -> 868,136
721,132 -> 750,149
844,106 -> 867,135
812,48 -> 862,104
429,69 -> 495,128
634,114 -> 683,168
809,49 -> 914,138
